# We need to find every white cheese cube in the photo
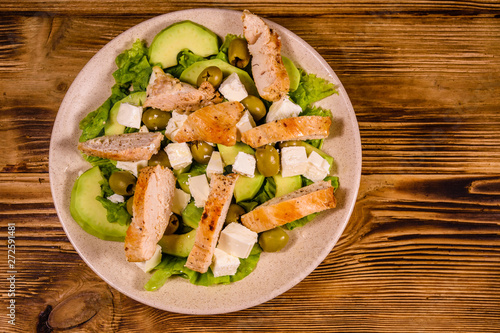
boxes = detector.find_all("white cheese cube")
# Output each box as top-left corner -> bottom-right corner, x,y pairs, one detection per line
165,142 -> 192,170
265,96 -> 302,123
303,151 -> 331,182
188,174 -> 210,208
135,245 -> 162,273
148,69 -> 158,85
139,125 -> 149,133
233,152 -> 256,178
116,160 -> 148,177
172,188 -> 191,215
107,194 -> 125,203
219,73 -> 248,102
217,222 -> 258,259
236,110 -> 256,137
165,111 -> 188,141
206,151 -> 224,179
211,248 -> 240,277
116,103 -> 143,129
281,146 -> 308,178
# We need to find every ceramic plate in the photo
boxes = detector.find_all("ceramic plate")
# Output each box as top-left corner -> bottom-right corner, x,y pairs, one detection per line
49,8 -> 361,314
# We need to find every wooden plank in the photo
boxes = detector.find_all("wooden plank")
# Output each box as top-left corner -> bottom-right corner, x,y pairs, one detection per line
1,1 -> 500,16
1,14 -> 499,175
0,174 -> 499,331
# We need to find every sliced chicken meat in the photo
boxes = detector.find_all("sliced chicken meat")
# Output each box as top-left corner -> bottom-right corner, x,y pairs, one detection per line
185,173 -> 239,274
124,165 -> 175,262
173,101 -> 245,146
242,10 -> 290,102
143,66 -> 223,112
241,116 -> 331,148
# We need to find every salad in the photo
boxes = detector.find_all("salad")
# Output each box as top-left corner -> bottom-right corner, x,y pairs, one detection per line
71,10 -> 339,291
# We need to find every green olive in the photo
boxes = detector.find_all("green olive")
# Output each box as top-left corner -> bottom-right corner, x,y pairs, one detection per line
197,66 -> 223,89
142,108 -> 171,130
259,227 -> 289,252
164,215 -> 179,235
228,38 -> 250,69
148,150 -> 171,168
255,145 -> 280,177
126,196 -> 134,216
241,95 -> 266,121
190,141 -> 214,164
225,204 -> 246,224
109,171 -> 137,196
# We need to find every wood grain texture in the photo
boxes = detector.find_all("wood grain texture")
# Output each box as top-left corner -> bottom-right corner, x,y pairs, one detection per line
0,1 -> 499,332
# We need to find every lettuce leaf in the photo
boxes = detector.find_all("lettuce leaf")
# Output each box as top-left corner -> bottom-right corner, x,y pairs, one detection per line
79,39 -> 149,142
165,49 -> 207,78
95,197 -> 131,226
113,39 -> 152,92
289,69 -> 337,109
144,244 -> 262,291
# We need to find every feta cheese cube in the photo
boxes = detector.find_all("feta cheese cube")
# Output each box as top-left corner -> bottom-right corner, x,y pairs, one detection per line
206,151 -> 224,179
116,103 -> 143,129
116,160 -> 148,177
172,188 -> 191,215
233,152 -> 256,178
236,110 -> 256,137
165,111 -> 188,141
107,194 -> 125,203
281,146 -> 308,178
165,142 -> 192,170
211,248 -> 240,277
303,151 -> 331,182
139,125 -> 149,133
265,96 -> 302,123
188,174 -> 210,208
219,73 -> 248,102
135,245 -> 162,273
217,222 -> 258,259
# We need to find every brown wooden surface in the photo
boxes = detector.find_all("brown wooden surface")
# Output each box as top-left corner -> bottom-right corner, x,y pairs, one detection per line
1,1 -> 500,332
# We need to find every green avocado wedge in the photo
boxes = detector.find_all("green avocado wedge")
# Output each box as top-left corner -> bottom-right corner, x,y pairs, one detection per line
234,173 -> 265,203
282,56 -> 300,92
158,229 -> 197,258
149,21 -> 219,69
217,142 -> 255,166
104,91 -> 147,135
273,173 -> 302,198
70,166 -> 128,241
180,59 -> 258,96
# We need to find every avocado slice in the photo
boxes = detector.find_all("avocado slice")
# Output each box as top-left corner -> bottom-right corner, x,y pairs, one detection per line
180,59 -> 258,96
149,21 -> 219,68
181,200 -> 203,229
217,142 -> 255,166
104,91 -> 147,135
234,173 -> 265,203
273,173 -> 302,198
70,166 -> 128,241
282,56 -> 300,92
158,229 -> 196,258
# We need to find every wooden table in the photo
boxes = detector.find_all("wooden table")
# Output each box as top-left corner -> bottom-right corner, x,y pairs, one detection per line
1,1 -> 500,332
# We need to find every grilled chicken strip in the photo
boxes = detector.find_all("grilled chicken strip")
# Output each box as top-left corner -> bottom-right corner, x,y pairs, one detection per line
125,165 -> 175,262
185,173 -> 239,274
174,101 -> 246,146
242,10 -> 290,102
77,132 -> 163,161
242,180 -> 336,233
241,116 -> 331,148
143,66 -> 223,112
